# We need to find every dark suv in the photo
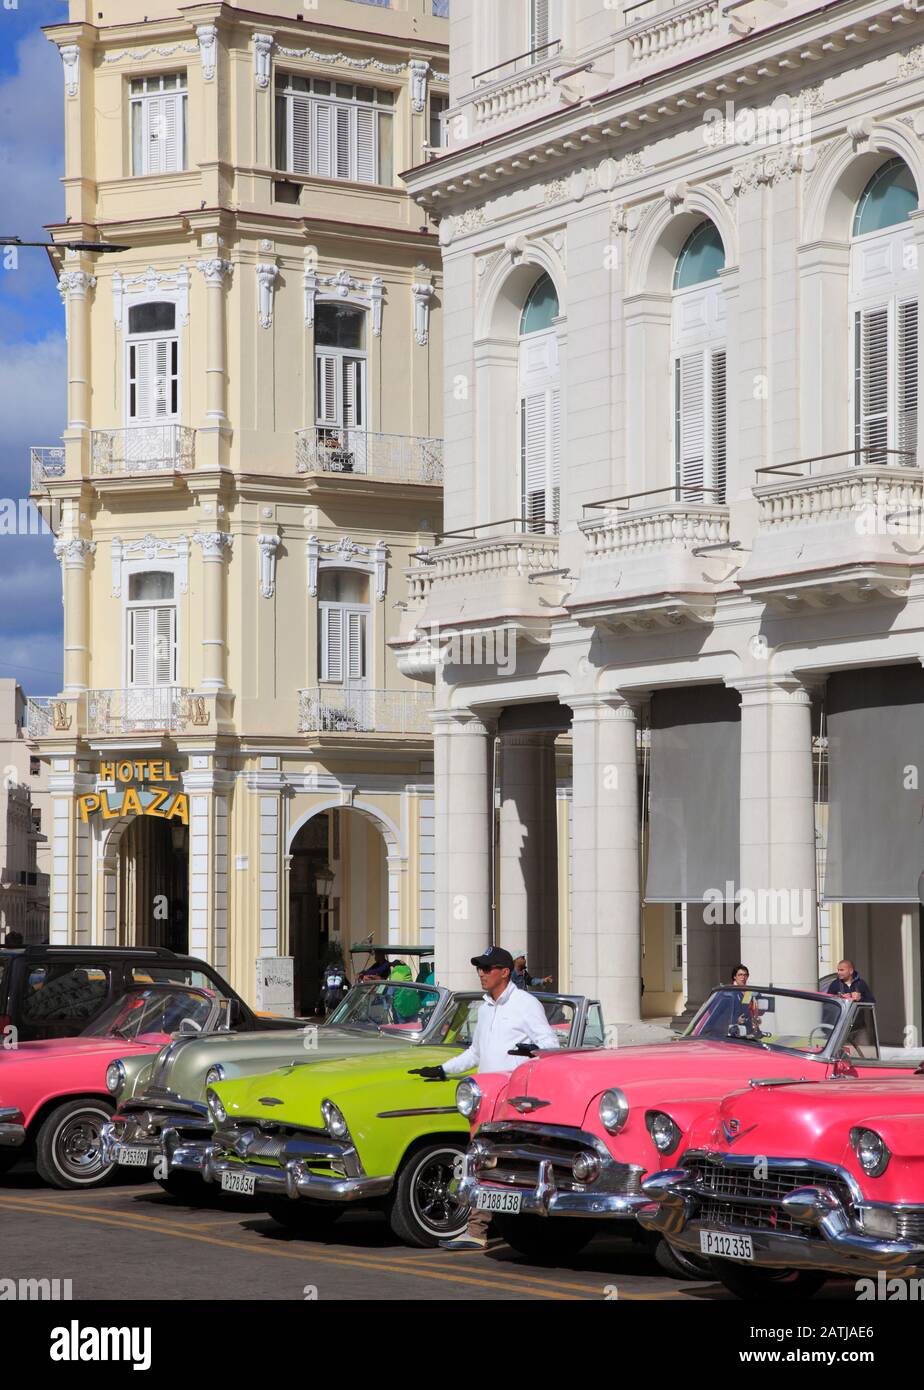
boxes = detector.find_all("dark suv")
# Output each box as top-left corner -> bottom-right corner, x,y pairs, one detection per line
0,946 -> 297,1042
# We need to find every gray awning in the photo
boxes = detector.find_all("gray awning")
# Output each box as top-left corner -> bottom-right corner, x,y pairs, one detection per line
825,665 -> 924,904
645,685 -> 741,904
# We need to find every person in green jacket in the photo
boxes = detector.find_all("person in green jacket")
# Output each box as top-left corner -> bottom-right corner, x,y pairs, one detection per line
390,962 -> 422,1023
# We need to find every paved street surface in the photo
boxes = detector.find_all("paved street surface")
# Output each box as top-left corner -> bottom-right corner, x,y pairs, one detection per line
0,1165 -> 859,1302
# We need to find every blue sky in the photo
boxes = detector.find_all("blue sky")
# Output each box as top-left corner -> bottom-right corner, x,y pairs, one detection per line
0,0 -> 69,696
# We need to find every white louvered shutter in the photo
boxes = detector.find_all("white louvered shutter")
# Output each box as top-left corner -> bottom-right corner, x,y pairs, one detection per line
129,608 -> 153,685
312,102 -> 332,178
154,607 -> 176,685
856,305 -> 890,462
322,608 -> 343,683
522,392 -> 550,532
335,105 -> 353,180
530,0 -> 550,52
291,95 -> 310,174
316,355 -> 339,426
550,387 -> 562,526
676,352 -> 706,501
162,94 -> 182,172
711,349 -> 727,504
356,106 -> 376,184
129,342 -> 151,421
346,612 -> 365,682
342,358 -> 365,429
898,298 -> 919,459
153,339 -> 170,419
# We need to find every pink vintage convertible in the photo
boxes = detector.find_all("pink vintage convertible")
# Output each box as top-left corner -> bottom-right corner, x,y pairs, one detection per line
456,985 -> 923,1275
0,984 -> 226,1189
639,1072 -> 924,1299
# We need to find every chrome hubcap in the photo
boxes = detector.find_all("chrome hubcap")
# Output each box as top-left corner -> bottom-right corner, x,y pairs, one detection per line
412,1151 -> 467,1234
57,1113 -> 108,1178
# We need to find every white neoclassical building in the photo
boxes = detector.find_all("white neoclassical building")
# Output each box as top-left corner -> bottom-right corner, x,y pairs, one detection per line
399,0 -> 924,1038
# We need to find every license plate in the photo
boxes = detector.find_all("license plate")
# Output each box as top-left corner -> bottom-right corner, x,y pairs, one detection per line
221,1170 -> 256,1197
699,1229 -> 754,1261
117,1146 -> 150,1168
476,1189 -> 522,1215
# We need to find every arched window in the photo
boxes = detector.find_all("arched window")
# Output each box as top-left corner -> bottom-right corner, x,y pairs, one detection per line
519,272 -> 561,532
851,159 -> 919,463
672,222 -> 727,504
126,301 -> 179,426
315,303 -> 367,469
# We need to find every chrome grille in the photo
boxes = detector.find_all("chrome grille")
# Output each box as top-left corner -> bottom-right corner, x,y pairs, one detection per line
241,1134 -> 287,1162
685,1156 -> 855,1235
475,1125 -> 634,1194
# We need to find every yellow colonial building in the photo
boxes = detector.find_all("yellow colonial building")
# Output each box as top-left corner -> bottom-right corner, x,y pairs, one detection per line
28,0 -> 447,1012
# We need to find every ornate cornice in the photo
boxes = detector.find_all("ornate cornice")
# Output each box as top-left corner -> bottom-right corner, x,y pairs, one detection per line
193,531 -> 233,561
304,262 -> 385,335
114,265 -> 190,327
111,535 -> 189,598
306,536 -> 387,602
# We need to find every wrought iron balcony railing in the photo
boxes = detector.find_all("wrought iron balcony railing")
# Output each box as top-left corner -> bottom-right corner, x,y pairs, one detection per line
295,427 -> 443,486
86,687 -> 209,736
30,446 -> 65,490
298,687 -> 434,736
91,425 -> 196,476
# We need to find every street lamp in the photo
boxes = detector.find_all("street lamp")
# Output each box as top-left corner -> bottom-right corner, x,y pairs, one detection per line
0,237 -> 131,253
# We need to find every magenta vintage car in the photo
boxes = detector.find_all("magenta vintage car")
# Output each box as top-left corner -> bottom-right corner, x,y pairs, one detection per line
456,985 -> 923,1275
0,984 -> 226,1189
639,1072 -> 924,1299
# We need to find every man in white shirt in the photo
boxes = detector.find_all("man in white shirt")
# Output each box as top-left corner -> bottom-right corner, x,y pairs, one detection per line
409,945 -> 560,1251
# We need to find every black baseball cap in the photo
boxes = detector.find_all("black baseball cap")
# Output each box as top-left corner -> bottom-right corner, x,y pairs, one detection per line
471,946 -> 515,971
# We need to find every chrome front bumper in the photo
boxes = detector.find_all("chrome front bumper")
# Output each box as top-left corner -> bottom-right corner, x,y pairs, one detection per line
203,1151 -> 392,1203
458,1123 -> 646,1220
0,1107 -> 26,1149
102,1103 -> 214,1174
640,1167 -> 924,1278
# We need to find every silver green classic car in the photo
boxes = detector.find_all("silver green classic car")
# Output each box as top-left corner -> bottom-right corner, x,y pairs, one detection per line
103,983 -> 604,1206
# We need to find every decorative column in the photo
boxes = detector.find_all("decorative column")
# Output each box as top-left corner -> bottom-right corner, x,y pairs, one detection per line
192,531 -> 233,689
498,732 -> 558,976
58,266 -> 96,432
734,675 -> 818,988
54,537 -> 96,694
197,256 -> 232,468
569,695 -> 641,1025
432,710 -> 494,990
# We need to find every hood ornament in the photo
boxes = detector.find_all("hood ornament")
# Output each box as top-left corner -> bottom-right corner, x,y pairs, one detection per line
507,1096 -> 550,1114
722,1118 -> 757,1144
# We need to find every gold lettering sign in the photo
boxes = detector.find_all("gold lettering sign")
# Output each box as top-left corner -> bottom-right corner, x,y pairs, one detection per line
78,761 -> 188,826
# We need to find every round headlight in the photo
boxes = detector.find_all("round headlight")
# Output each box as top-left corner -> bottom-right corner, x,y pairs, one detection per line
852,1127 -> 891,1177
106,1060 -> 126,1097
206,1088 -> 227,1125
646,1110 -> 681,1156
456,1079 -> 482,1120
599,1088 -> 629,1135
205,1064 -> 226,1087
321,1099 -> 349,1139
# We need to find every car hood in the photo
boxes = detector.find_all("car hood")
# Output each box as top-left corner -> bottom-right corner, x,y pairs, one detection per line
4,1036 -> 161,1066
683,1078 -> 924,1160
213,1045 -> 461,1130
136,1026 -> 425,1104
489,1041 -> 821,1128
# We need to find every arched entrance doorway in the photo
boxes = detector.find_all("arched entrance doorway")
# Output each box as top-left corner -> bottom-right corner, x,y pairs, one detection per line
288,806 -> 391,1014
117,817 -> 189,952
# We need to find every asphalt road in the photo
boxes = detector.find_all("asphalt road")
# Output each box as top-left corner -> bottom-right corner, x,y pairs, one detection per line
0,1164 -> 861,1303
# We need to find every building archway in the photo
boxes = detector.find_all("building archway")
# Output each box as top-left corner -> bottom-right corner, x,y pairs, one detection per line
114,816 -> 189,952
288,805 -> 393,1013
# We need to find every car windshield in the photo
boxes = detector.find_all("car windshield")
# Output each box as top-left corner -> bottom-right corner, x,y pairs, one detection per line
82,987 -> 216,1041
327,982 -> 441,1032
683,988 -> 844,1055
435,995 -> 576,1048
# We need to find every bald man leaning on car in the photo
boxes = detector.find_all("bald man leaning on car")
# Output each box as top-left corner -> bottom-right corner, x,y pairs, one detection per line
408,945 -> 560,1251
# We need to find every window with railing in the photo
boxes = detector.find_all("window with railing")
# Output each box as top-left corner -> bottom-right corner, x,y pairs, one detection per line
275,74 -> 394,186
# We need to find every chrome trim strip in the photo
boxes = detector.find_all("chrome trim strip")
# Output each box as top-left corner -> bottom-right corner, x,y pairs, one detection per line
376,1106 -> 460,1118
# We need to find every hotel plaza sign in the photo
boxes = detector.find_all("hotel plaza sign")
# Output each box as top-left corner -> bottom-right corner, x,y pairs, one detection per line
77,761 -> 189,825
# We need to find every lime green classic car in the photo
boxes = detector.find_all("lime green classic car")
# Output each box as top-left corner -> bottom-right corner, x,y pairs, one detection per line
204,992 -> 604,1246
